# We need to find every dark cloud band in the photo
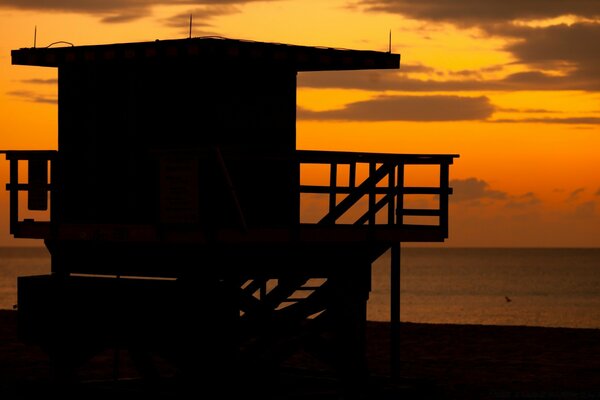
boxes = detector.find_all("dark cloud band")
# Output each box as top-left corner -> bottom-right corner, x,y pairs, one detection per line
6,90 -> 57,104
298,95 -> 494,121
357,0 -> 600,25
0,0 -> 273,23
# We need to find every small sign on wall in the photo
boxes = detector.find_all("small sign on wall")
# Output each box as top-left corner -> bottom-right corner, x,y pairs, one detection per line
159,157 -> 200,223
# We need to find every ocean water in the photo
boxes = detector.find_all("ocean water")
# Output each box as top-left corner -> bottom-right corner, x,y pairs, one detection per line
370,248 -> 600,329
1,247 -> 599,329
0,247 -> 50,310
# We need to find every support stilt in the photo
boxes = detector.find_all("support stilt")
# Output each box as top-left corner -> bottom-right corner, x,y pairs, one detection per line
390,243 -> 401,378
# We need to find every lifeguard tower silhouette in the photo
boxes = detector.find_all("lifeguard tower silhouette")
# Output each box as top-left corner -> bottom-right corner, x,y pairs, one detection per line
4,37 -> 457,392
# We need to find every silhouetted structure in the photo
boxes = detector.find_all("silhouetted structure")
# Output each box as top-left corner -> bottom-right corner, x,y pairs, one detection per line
3,37 -> 457,393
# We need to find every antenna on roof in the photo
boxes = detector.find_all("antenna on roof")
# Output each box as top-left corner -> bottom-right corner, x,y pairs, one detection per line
388,29 -> 391,53
33,26 -> 37,48
189,14 -> 193,39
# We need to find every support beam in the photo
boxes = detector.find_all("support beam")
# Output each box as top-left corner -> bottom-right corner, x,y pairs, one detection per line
390,242 -> 401,378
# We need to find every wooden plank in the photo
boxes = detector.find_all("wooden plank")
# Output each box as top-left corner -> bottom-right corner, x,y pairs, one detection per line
297,149 -> 459,165
300,185 -> 396,195
1,150 -> 57,160
5,183 -> 53,191
300,186 -> 453,196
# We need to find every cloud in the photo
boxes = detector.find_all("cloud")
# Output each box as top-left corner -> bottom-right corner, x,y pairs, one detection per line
298,69 -> 589,92
449,178 -> 507,203
496,107 -> 556,114
399,63 -> 436,73
497,22 -> 600,80
568,188 -> 585,202
596,189 -> 600,196
101,12 -> 148,23
161,5 -> 239,34
0,0 -> 149,19
298,95 -> 494,122
0,0 -> 273,23
492,117 -> 600,125
353,2 -> 600,91
19,78 -> 58,85
6,90 -> 57,104
356,0 -> 600,26
505,192 -> 542,209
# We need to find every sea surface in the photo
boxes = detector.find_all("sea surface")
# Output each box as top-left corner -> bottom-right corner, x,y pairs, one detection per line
1,247 -> 599,329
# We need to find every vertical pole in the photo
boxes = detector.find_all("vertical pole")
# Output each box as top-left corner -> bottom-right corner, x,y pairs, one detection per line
439,162 -> 449,237
390,242 -> 401,378
329,163 -> 337,216
368,162 -> 376,226
50,153 -> 58,227
9,158 -> 18,235
387,165 -> 395,225
396,163 -> 404,226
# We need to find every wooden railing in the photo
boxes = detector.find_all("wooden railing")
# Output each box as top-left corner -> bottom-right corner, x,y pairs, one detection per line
298,150 -> 457,236
1,150 -> 56,237
2,150 -> 457,240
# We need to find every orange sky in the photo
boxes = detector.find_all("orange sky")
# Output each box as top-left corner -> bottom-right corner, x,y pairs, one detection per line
1,0 -> 599,247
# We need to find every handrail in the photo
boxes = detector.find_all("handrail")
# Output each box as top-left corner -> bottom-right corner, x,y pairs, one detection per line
297,149 -> 458,164
2,151 -> 57,236
297,150 -> 457,236
2,149 -> 457,240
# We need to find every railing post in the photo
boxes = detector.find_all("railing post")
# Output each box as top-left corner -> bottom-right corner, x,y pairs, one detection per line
368,162 -> 376,226
387,165 -> 395,225
9,158 -> 18,235
50,153 -> 59,230
329,163 -> 337,216
396,163 -> 404,226
439,162 -> 449,236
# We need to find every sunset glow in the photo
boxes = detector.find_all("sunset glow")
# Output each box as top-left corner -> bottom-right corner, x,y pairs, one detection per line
1,0 -> 599,246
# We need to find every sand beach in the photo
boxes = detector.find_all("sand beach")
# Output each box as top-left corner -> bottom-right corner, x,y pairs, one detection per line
2,310 -> 600,399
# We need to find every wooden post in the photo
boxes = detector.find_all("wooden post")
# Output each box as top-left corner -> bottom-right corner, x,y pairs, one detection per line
9,159 -> 18,235
396,163 -> 404,226
387,165 -> 395,225
368,162 -> 376,226
390,242 -> 401,378
329,163 -> 337,215
439,162 -> 450,237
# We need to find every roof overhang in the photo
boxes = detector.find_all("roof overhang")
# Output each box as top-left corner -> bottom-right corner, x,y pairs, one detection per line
12,37 -> 400,72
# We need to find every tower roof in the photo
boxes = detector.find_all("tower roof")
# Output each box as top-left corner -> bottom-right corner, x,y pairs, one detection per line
12,36 -> 400,71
